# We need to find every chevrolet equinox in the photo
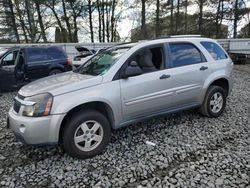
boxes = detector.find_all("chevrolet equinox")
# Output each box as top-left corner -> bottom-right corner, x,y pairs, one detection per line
7,37 -> 233,159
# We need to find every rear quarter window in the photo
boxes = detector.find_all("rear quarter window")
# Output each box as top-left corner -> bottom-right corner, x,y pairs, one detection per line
46,47 -> 66,60
169,43 -> 205,68
201,41 -> 228,60
27,48 -> 47,63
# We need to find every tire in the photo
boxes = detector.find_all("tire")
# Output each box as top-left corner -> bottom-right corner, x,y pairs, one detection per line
49,69 -> 62,76
62,110 -> 111,159
200,86 -> 227,117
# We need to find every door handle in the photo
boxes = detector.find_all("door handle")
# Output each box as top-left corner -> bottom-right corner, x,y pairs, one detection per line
159,74 -> 170,79
200,66 -> 208,71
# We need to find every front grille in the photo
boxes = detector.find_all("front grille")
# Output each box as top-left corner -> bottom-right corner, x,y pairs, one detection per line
13,99 -> 21,113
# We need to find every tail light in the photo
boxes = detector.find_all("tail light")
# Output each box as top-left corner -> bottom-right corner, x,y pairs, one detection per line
66,58 -> 73,65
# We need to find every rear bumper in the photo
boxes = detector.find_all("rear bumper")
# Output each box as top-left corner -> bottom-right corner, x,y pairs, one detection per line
7,108 -> 65,145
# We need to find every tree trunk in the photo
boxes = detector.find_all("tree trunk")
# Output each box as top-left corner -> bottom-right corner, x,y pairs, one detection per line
97,0 -> 102,42
155,0 -> 160,37
219,0 -> 224,26
73,16 -> 78,42
198,0 -> 203,34
233,0 -> 239,38
170,0 -> 174,35
141,0 -> 147,39
184,0 -> 188,34
215,0 -> 221,38
175,0 -> 180,34
7,0 -> 20,43
248,12 -> 250,37
14,0 -> 29,43
25,0 -> 36,42
35,1 -> 47,42
88,0 -> 94,42
106,0 -> 110,42
62,0 -> 73,42
101,0 -> 105,42
111,0 -> 116,42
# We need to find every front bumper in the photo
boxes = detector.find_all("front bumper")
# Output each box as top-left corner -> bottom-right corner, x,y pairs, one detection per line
7,108 -> 65,145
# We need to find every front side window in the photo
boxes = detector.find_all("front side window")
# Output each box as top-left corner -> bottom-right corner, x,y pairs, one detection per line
201,41 -> 228,60
1,51 -> 18,66
3,52 -> 13,62
75,46 -> 131,76
169,43 -> 204,68
129,46 -> 165,74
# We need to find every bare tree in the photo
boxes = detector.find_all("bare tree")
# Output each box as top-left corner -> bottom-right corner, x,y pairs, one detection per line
184,0 -> 188,33
175,0 -> 180,34
34,0 -> 47,42
197,0 -> 207,34
97,0 -> 102,42
155,0 -> 160,37
88,0 -> 94,42
233,0 -> 239,38
141,0 -> 147,39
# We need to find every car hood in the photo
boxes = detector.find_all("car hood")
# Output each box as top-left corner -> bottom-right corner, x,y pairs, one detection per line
19,72 -> 103,97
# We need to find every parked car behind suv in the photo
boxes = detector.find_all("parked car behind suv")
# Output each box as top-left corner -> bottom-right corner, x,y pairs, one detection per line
0,46 -> 72,91
7,37 -> 233,159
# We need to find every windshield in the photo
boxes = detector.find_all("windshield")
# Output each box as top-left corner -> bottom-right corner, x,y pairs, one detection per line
0,48 -> 8,57
74,46 -> 131,76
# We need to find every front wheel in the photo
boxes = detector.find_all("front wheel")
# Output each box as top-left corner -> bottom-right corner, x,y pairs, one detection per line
62,110 -> 111,159
200,86 -> 227,117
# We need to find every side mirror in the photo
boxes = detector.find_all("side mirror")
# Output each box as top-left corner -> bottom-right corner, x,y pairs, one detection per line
121,61 -> 142,79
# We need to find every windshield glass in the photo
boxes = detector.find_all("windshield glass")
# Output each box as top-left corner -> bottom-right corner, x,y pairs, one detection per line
0,48 -> 8,57
74,46 -> 131,76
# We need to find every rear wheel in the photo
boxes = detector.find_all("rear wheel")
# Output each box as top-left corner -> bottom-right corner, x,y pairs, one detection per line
49,69 -> 62,76
200,86 -> 227,117
62,110 -> 111,159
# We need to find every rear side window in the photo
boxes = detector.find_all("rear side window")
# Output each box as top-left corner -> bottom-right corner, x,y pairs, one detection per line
169,43 -> 204,67
201,41 -> 228,60
27,48 -> 47,62
46,47 -> 66,60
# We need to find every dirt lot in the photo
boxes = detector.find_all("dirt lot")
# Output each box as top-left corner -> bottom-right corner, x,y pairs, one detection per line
0,64 -> 250,188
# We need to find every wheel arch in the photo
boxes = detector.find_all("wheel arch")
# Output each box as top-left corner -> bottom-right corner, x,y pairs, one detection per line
209,77 -> 229,96
58,101 -> 115,144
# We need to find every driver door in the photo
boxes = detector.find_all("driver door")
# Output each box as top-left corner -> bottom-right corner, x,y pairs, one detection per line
0,50 -> 18,90
119,45 -> 175,121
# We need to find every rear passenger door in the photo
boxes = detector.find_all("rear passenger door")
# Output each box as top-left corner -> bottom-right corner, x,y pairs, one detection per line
166,42 -> 211,107
25,48 -> 48,80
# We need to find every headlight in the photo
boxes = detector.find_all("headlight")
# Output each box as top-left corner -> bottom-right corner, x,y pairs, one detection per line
23,93 -> 53,117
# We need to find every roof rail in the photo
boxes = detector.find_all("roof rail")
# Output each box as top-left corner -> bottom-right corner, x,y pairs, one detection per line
170,35 -> 202,38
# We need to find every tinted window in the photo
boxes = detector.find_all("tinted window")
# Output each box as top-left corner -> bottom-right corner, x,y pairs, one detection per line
201,41 -> 228,60
169,43 -> 204,67
27,48 -> 47,62
3,52 -> 13,61
46,47 -> 66,59
1,51 -> 18,66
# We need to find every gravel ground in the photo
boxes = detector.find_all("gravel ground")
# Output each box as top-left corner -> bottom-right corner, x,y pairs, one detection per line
0,65 -> 250,188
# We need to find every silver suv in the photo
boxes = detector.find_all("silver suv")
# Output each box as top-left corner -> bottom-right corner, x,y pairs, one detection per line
7,37 -> 233,159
